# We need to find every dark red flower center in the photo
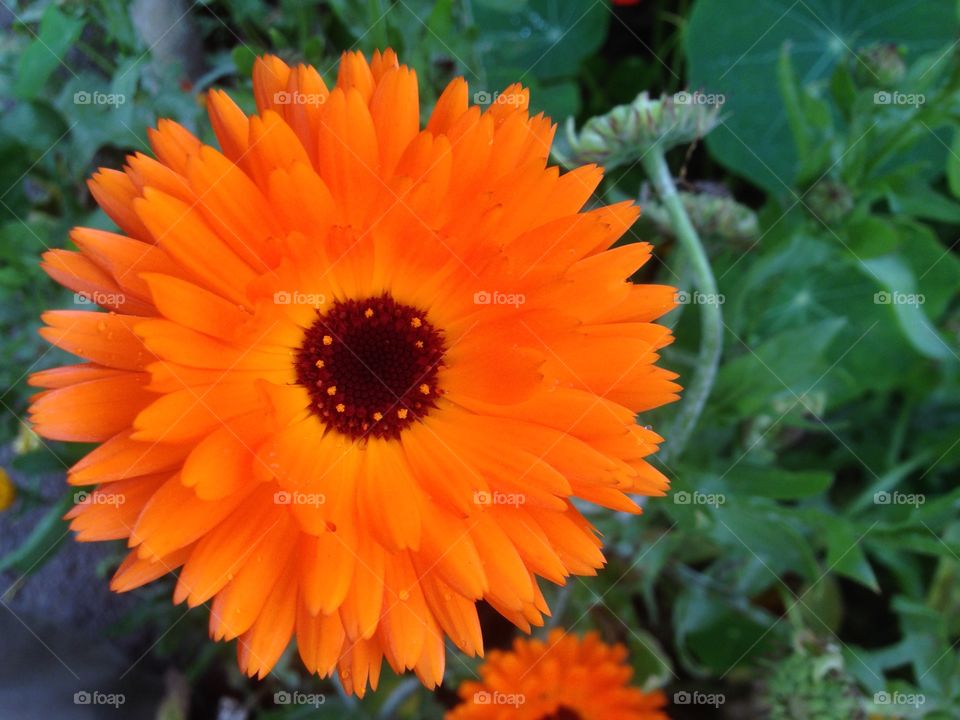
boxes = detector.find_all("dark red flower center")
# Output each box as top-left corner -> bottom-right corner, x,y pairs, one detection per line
295,294 -> 445,440
538,706 -> 583,720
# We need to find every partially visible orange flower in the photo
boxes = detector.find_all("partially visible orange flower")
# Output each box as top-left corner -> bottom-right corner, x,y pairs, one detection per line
29,49 -> 679,695
448,629 -> 669,719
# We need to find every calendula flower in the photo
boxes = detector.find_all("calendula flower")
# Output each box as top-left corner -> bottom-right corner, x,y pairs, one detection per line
448,629 -> 670,719
29,49 -> 679,695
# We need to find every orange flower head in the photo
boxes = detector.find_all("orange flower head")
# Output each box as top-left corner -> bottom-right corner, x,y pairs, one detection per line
448,629 -> 670,719
29,49 -> 680,695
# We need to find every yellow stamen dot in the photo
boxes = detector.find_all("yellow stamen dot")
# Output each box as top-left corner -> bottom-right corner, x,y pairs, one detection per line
419,384 -> 430,395
326,385 -> 337,396
372,411 -> 383,421
336,403 -> 346,413
314,359 -> 324,369
410,317 -> 422,328
397,408 -> 409,420
322,335 -> 333,345
415,340 -> 424,348
364,307 -> 374,318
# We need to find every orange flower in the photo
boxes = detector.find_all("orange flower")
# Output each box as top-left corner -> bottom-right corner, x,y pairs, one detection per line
448,629 -> 670,719
29,49 -> 679,695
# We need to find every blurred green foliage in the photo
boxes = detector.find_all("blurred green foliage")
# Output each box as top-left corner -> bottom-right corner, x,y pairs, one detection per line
1,0 -> 959,718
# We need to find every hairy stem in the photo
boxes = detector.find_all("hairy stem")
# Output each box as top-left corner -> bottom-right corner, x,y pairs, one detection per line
641,149 -> 723,462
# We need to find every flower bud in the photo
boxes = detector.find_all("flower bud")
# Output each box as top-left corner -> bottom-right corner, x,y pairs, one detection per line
554,91 -> 723,170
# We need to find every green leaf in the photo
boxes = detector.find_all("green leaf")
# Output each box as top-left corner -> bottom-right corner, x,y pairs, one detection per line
10,448 -> 71,475
0,490 -> 73,576
673,581 -> 781,674
885,178 -> 960,223
796,573 -> 843,632
824,521 -> 879,592
869,532 -> 960,559
96,0 -> 141,51
829,62 -> 857,120
528,78 -> 580,120
231,45 -> 257,77
844,216 -> 899,258
898,219 -> 960,318
426,0 -> 455,38
326,0 -> 377,42
860,254 -> 955,362
776,45 -> 834,185
686,0 -> 958,193
947,127 -> 960,198
625,629 -> 674,691
732,465 -> 833,500
473,0 -> 609,88
713,506 -> 820,580
777,44 -> 809,169
475,0 -> 529,11
713,318 -> 846,417
13,6 -> 84,100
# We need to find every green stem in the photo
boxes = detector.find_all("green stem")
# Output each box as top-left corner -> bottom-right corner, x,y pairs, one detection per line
545,582 -> 574,631
378,677 -> 420,719
641,148 -> 723,462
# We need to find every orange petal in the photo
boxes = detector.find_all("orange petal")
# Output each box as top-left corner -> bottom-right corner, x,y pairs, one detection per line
111,544 -> 193,592
141,273 -> 250,341
87,169 -> 151,240
237,553 -> 298,679
148,119 -> 202,174
209,513 -> 299,640
369,66 -> 419,178
30,372 -> 153,442
39,310 -> 150,371
133,188 -> 258,306
69,429 -> 190,485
